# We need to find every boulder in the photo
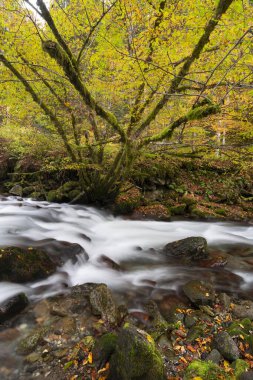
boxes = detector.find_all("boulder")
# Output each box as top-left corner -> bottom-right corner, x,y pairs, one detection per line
108,326 -> 165,380
10,184 -> 23,196
162,237 -> 208,261
0,293 -> 29,322
232,301 -> 253,320
214,331 -> 240,361
205,349 -> 223,364
182,280 -> 215,306
89,283 -> 118,325
0,247 -> 56,283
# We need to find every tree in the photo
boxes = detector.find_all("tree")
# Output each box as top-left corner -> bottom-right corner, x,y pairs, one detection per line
0,0 -> 252,202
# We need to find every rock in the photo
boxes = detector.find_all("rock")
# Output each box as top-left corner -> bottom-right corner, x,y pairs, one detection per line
186,325 -> 205,343
98,255 -> 121,271
232,301 -> 253,320
93,332 -> 118,368
239,370 -> 253,380
108,326 -> 165,380
184,359 -> 228,380
10,184 -> 23,196
144,300 -> 168,339
17,327 -> 49,355
0,293 -> 29,322
232,359 -> 249,379
214,331 -> 240,361
219,293 -> 231,309
163,237 -> 208,261
132,204 -> 171,221
205,349 -> 223,364
182,280 -> 215,306
0,247 -> 56,283
25,352 -> 41,364
89,284 -> 118,325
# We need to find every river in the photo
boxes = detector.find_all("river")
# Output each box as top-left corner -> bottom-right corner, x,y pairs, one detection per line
0,196 -> 253,308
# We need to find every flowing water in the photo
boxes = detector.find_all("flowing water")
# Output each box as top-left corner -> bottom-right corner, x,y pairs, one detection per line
0,196 -> 253,308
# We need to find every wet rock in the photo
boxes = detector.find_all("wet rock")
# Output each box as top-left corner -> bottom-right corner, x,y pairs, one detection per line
214,331 -> 240,361
0,293 -> 29,322
17,327 -> 49,355
53,317 -> 76,336
205,349 -> 223,364
25,353 -> 41,364
162,237 -> 208,261
144,300 -> 168,339
0,247 -> 56,283
35,239 -> 88,265
184,359 -> 227,380
184,314 -> 197,328
232,301 -> 253,320
157,294 -> 189,323
99,255 -> 121,271
182,280 -> 215,306
108,326 -> 165,380
10,184 -> 23,196
89,284 -> 118,325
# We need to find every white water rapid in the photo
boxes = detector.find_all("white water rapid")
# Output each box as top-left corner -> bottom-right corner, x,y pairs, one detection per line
0,197 -> 253,305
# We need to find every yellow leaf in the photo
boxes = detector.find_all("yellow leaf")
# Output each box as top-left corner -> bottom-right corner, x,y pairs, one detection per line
88,352 -> 93,364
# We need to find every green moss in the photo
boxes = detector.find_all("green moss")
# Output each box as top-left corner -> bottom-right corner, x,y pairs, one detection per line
215,208 -> 227,216
109,326 -> 165,380
170,204 -> 186,215
184,360 -> 229,380
232,359 -> 249,379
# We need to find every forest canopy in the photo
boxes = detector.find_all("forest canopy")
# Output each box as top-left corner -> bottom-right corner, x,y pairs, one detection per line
0,0 -> 252,201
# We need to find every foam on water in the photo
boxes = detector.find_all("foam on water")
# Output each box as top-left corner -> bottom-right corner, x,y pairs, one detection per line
0,196 -> 253,304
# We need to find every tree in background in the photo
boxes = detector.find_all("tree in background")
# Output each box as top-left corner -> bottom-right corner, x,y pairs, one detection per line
0,0 -> 252,202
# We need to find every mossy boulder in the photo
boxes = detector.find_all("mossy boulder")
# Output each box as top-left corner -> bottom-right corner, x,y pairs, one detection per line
0,247 -> 56,283
163,237 -> 208,262
232,359 -> 249,379
93,332 -> 118,368
114,184 -> 141,214
108,326 -> 165,380
184,360 -> 229,380
182,193 -> 197,206
170,203 -> 186,215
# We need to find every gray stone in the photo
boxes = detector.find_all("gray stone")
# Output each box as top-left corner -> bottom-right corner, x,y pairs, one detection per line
182,280 -> 215,306
232,301 -> 253,320
214,331 -> 240,361
205,349 -> 223,364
